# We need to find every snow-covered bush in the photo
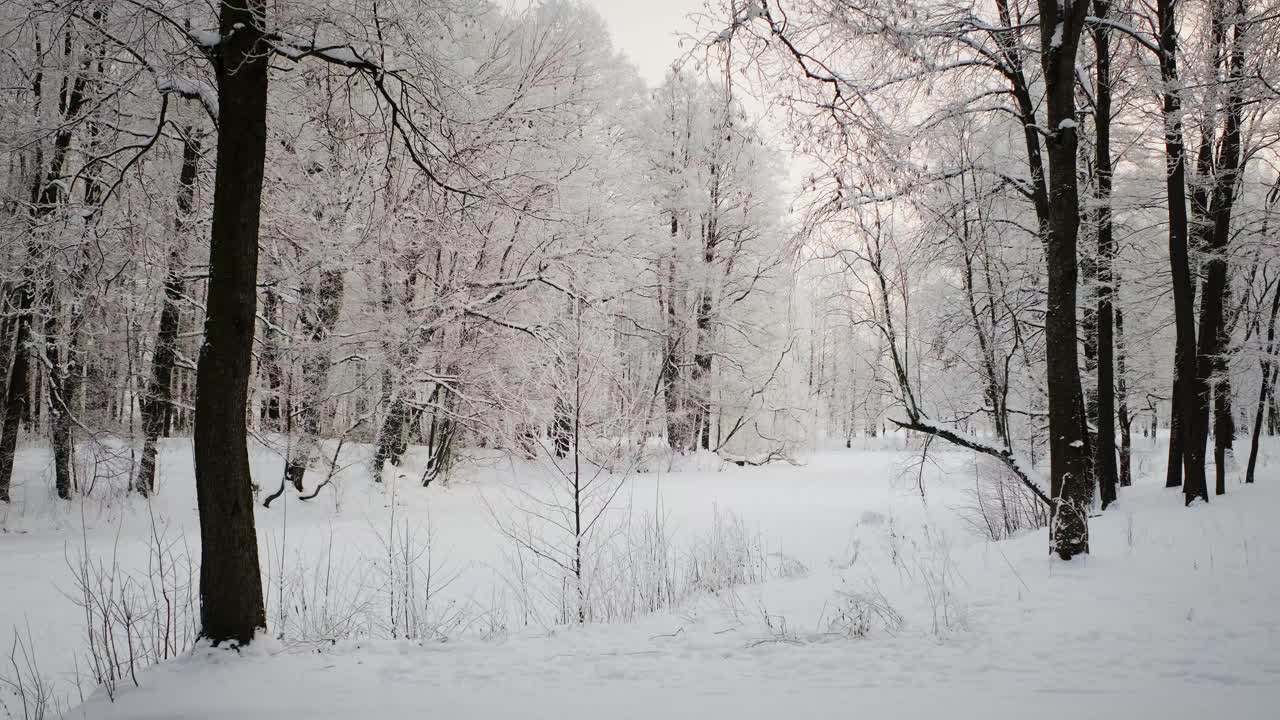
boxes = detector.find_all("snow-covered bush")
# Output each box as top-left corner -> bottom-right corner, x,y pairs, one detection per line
682,504 -> 768,595
827,583 -> 903,639
68,516 -> 197,700
0,626 -> 59,720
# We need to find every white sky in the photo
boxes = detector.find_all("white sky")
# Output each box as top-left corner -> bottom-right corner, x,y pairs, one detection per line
581,0 -> 706,86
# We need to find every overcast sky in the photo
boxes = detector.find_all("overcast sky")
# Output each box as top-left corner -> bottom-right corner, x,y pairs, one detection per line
581,0 -> 705,86
579,0 -> 807,200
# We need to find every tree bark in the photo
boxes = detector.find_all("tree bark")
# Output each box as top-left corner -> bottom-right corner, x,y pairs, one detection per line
0,286 -> 32,503
958,170 -> 1010,449
1245,179 -> 1280,484
1193,0 -> 1247,497
0,22 -> 92,501
1157,0 -> 1209,503
660,223 -> 691,452
44,292 -> 75,500
1245,273 -> 1280,485
136,133 -> 199,496
193,0 -> 268,645
1116,308 -> 1133,487
994,0 -> 1051,232
1092,0 -> 1119,509
0,294 -> 13,417
373,391 -> 411,478
258,285 -> 285,431
1039,0 -> 1092,558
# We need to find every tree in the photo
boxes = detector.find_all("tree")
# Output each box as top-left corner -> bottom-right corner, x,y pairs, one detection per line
192,0 -> 269,644
1190,0 -> 1249,497
136,131 -> 200,497
1035,0 -> 1092,557
1156,0 -> 1209,503
719,0 -> 1091,556
1091,0 -> 1119,509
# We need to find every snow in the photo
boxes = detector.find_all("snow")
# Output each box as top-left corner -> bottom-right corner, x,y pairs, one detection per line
1058,118 -> 1078,130
189,29 -> 221,49
156,77 -> 219,119
4,436 -> 1280,718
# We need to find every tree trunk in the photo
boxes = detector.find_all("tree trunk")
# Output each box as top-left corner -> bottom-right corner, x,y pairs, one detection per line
692,291 -> 714,451
1245,181 -> 1280,484
1116,308 -> 1133,487
959,170 -> 1009,450
1194,1 -> 1247,497
1246,287 -> 1280,484
1166,397 -> 1183,487
1157,0 -> 1209,504
420,381 -> 456,487
1,22 -> 93,501
44,294 -> 75,500
137,133 -> 199,496
994,0 -> 1051,230
1039,0 -> 1091,559
0,286 -> 32,503
373,392 -> 411,478
258,285 -> 284,431
1092,0 -> 1119,509
193,0 -> 269,645
552,389 -> 572,459
661,228 -> 691,452
1270,380 -> 1280,436
0,289 -> 14,419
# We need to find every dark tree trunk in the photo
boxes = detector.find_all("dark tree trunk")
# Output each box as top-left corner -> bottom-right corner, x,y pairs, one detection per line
1246,284 -> 1280,485
1157,0 -> 1209,504
420,382 -> 456,487
1092,0 -> 1119,509
373,393 -> 411,478
1116,308 -> 1133,487
1166,399 -> 1183,487
44,294 -> 74,500
959,170 -> 1010,450
0,289 -> 14,422
23,368 -> 37,432
660,223 -> 691,452
1245,186 -> 1280,484
552,390 -> 572,459
1039,0 -> 1091,559
1270,381 -> 1280,436
692,293 -> 714,451
1194,1 -> 1246,497
1,23 -> 92,501
258,286 -> 284,430
137,133 -> 199,496
193,0 -> 268,645
0,287 -> 32,503
691,173 -> 720,453
994,0 -> 1051,229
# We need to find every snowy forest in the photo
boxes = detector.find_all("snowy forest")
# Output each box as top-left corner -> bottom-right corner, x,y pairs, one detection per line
1,0 -> 1279,717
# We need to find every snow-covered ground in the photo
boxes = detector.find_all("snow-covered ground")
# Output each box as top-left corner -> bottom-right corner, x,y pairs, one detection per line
3,435 -> 1279,718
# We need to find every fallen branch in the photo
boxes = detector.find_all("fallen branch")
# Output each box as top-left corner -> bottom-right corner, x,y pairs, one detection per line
889,417 -> 1051,508
717,449 -> 795,467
